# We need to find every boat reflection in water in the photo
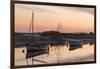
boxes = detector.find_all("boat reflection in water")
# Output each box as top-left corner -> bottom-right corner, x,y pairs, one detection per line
15,41 -> 95,66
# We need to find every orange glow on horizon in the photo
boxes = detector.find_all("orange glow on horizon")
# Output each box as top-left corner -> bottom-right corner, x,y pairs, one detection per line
15,4 -> 94,33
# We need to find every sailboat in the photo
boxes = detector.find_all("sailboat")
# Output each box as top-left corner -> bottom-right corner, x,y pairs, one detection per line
25,12 -> 50,65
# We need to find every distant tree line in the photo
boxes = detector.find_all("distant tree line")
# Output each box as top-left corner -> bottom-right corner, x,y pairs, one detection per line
40,31 -> 95,39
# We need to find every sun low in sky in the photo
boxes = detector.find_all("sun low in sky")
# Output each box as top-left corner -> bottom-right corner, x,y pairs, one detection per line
15,4 -> 94,33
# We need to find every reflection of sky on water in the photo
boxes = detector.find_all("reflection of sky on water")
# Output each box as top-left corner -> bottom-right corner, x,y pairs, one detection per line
15,43 -> 94,66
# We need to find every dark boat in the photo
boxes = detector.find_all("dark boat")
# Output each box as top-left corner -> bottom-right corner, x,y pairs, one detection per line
67,39 -> 82,50
26,43 -> 50,58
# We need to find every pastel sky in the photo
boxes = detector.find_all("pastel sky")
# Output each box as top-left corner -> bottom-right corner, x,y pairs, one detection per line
15,4 -> 94,33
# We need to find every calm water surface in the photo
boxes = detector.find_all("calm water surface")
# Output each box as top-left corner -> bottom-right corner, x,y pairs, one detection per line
15,43 -> 94,66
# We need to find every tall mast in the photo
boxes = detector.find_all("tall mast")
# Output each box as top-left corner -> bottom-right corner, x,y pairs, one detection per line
32,12 -> 34,41
32,12 -> 34,64
57,23 -> 63,33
